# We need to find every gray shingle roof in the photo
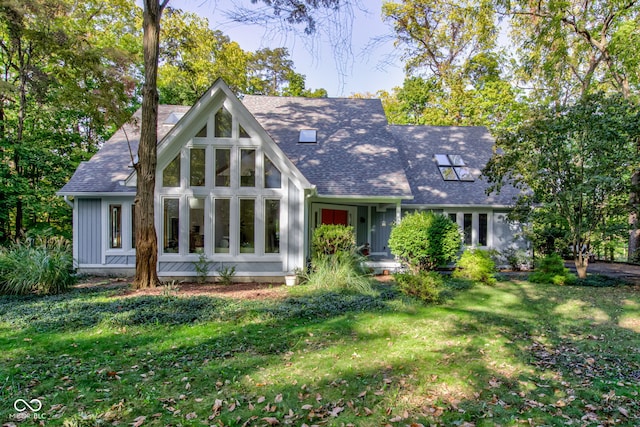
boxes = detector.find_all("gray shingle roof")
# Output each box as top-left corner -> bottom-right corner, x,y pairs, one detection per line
242,95 -> 412,199
59,105 -> 190,194
388,125 -> 519,206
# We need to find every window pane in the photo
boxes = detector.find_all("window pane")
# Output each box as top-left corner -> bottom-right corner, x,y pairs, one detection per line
265,199 -> 280,253
264,155 -> 281,188
163,199 -> 180,253
240,149 -> 255,187
479,213 -> 488,246
196,124 -> 207,137
215,148 -> 230,187
131,204 -> 136,249
214,199 -> 230,253
239,199 -> 255,253
434,154 -> 451,166
463,213 -> 472,245
163,154 -> 181,187
215,107 -> 232,137
189,198 -> 205,253
448,213 -> 457,224
190,148 -> 206,186
109,204 -> 122,249
448,154 -> 465,166
239,124 -> 250,138
439,166 -> 458,181
455,166 -> 475,181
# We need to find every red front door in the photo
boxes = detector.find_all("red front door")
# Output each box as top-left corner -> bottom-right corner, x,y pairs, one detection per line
321,209 -> 349,226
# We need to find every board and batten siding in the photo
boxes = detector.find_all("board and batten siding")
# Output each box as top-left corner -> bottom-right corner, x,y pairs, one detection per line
76,198 -> 102,265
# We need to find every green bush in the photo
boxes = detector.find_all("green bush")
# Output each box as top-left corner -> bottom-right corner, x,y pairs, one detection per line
393,271 -> 444,303
312,224 -> 356,257
453,248 -> 497,285
501,247 -> 531,271
304,252 -> 374,294
388,212 -> 461,273
529,253 -> 576,285
0,237 -> 76,295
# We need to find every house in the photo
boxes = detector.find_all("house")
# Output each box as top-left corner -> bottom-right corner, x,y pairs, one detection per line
58,79 -> 526,279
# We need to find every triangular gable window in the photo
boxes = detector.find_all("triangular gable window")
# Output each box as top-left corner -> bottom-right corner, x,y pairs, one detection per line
196,124 -> 207,137
239,124 -> 251,138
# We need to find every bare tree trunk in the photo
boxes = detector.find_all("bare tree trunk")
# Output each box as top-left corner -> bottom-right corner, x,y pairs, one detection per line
133,0 -> 167,289
575,253 -> 588,279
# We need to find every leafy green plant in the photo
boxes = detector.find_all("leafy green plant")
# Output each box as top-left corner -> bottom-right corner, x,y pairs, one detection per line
393,271 -> 444,303
193,252 -> 211,284
501,247 -> 531,271
0,236 -> 76,295
529,253 -> 576,285
305,252 -> 374,294
388,211 -> 461,273
453,248 -> 497,285
216,263 -> 236,285
311,224 -> 356,256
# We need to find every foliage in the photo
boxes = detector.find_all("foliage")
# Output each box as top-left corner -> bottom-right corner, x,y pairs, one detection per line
388,211 -> 461,273
193,252 -> 210,284
500,247 -> 531,271
485,93 -> 640,277
216,263 -> 236,285
311,224 -> 356,257
0,236 -> 76,295
529,253 -> 577,286
304,251 -> 374,294
453,248 -> 497,285
393,271 -> 444,303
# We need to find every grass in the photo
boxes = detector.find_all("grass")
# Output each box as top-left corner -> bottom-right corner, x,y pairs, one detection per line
0,277 -> 639,426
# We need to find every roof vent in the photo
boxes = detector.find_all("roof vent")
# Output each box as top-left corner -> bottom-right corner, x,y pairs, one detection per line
434,154 -> 475,182
299,129 -> 317,143
164,111 -> 186,125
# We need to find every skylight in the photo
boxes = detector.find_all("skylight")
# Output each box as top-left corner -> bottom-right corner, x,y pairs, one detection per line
299,129 -> 317,143
434,154 -> 475,182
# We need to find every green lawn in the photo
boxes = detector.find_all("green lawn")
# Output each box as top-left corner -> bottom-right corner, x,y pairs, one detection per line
1,276 -> 639,426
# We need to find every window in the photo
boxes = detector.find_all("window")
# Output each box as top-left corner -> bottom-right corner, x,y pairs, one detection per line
109,204 -> 122,249
163,199 -> 180,253
448,213 -> 457,224
163,154 -> 181,187
215,149 -> 231,187
299,129 -> 317,143
239,124 -> 251,138
190,148 -> 206,186
265,199 -> 280,253
463,213 -> 472,245
239,199 -> 255,253
240,149 -> 256,187
264,155 -> 281,188
131,204 -> 136,249
434,154 -> 475,182
479,213 -> 488,246
215,106 -> 232,137
196,124 -> 207,137
189,198 -> 205,253
214,199 -> 230,253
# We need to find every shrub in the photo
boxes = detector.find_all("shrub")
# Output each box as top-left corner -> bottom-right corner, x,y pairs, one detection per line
305,251 -> 374,294
501,247 -> 531,271
0,237 -> 76,295
453,248 -> 497,285
529,253 -> 576,285
388,212 -> 461,273
216,263 -> 236,285
312,224 -> 356,257
393,271 -> 444,303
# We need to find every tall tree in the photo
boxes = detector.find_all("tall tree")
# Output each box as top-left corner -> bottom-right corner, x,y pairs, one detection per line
135,0 -> 344,288
484,94 -> 640,277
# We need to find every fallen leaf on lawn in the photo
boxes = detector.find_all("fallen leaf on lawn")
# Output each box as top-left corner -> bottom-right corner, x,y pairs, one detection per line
364,407 -> 373,416
358,391 -> 367,398
618,407 -> 629,417
261,416 -> 280,425
274,394 -> 283,403
316,393 -> 322,401
185,382 -> 191,390
329,406 -> 344,417
131,415 -> 146,427
301,404 -> 313,410
410,424 -> 425,427
228,402 -> 236,412
185,412 -> 197,420
488,378 -> 501,388
257,396 -> 266,404
389,416 -> 403,422
212,399 -> 223,415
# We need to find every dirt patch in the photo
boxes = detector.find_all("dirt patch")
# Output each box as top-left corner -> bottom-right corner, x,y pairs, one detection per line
75,277 -> 288,300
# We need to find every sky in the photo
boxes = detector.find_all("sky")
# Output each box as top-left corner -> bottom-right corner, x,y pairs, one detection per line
165,0 -> 406,97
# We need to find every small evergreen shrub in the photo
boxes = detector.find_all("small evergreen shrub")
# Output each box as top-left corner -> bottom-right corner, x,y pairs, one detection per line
453,248 -> 497,285
388,212 -> 461,273
529,253 -> 576,285
393,271 -> 444,303
312,224 -> 356,256
0,237 -> 76,295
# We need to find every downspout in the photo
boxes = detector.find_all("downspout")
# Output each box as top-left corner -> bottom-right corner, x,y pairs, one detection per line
63,195 -> 74,209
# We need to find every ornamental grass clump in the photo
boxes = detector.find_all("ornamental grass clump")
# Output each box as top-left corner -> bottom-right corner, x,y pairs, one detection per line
0,236 -> 76,295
